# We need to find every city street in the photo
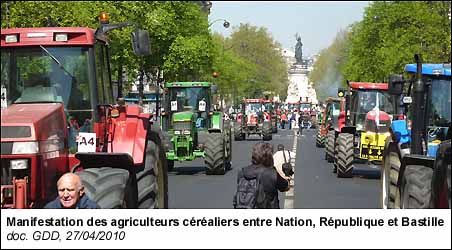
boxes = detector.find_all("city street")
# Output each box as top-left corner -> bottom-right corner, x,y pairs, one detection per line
168,128 -> 381,208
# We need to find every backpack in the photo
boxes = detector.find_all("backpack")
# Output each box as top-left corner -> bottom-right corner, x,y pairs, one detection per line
233,168 -> 267,209
282,151 -> 294,177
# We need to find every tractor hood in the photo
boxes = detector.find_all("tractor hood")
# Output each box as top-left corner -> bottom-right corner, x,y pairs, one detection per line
172,111 -> 194,122
1,103 -> 67,142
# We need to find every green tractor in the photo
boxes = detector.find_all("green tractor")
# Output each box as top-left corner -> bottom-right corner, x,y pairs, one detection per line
160,82 -> 232,175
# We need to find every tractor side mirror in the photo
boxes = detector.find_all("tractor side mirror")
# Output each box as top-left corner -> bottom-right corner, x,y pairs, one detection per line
131,29 -> 150,56
388,74 -> 404,96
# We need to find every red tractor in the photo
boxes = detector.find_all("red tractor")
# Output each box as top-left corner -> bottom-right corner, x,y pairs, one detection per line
1,14 -> 168,208
316,97 -> 344,148
233,98 -> 272,141
326,82 -> 398,178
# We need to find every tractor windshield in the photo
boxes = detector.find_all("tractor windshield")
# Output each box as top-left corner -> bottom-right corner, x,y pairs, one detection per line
1,46 -> 91,110
300,103 -> 310,111
263,102 -> 273,112
430,78 -> 451,128
168,87 -> 210,112
245,103 -> 263,115
352,90 -> 395,130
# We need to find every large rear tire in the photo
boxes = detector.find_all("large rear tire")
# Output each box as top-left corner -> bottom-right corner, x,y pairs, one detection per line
336,133 -> 354,178
205,133 -> 226,175
136,136 -> 169,209
400,165 -> 433,208
76,167 -> 132,208
262,121 -> 272,141
234,121 -> 243,141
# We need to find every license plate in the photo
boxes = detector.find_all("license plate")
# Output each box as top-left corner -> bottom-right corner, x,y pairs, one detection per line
360,145 -> 384,160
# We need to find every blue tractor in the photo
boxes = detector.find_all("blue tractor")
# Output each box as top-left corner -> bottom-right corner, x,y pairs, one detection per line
381,55 -> 451,209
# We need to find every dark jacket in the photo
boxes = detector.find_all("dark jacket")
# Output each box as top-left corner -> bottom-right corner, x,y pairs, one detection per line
238,164 -> 289,208
44,195 -> 100,209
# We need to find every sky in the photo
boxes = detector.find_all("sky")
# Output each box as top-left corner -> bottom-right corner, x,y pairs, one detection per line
208,1 -> 371,57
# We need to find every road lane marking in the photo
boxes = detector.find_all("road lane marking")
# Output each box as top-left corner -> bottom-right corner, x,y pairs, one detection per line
284,130 -> 298,209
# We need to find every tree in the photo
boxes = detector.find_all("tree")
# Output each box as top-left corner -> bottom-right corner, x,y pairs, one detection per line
309,28 -> 351,100
1,1 -> 216,87
342,1 -> 451,82
226,23 -> 289,99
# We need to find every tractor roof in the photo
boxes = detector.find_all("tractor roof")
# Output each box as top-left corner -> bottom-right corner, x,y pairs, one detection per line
349,82 -> 388,90
165,82 -> 211,87
1,27 -> 95,47
405,63 -> 451,77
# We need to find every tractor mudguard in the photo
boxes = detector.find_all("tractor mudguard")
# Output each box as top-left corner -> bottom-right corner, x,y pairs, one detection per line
210,111 -> 223,131
110,105 -> 150,166
341,126 -> 356,135
74,152 -> 134,171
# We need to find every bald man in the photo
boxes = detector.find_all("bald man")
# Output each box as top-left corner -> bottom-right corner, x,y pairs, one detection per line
45,173 -> 99,209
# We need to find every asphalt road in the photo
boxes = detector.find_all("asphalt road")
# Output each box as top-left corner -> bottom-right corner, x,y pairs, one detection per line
168,127 -> 381,208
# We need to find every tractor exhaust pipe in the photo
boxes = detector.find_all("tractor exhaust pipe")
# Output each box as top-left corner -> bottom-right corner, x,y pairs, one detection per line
411,54 -> 425,155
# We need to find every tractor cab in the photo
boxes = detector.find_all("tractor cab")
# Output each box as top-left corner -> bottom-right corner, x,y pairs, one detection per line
348,82 -> 396,134
162,82 -> 213,132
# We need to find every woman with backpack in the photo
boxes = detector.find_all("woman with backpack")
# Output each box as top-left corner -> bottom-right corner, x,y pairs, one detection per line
233,142 -> 290,209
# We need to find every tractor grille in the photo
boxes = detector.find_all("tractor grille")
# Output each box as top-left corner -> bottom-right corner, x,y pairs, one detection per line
1,159 -> 13,185
1,158 -> 31,185
173,121 -> 191,131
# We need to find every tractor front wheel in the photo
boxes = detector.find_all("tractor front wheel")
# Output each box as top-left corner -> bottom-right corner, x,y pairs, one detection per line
136,137 -> 168,209
205,133 -> 226,175
326,130 -> 335,163
336,133 -> 354,178
76,167 -> 133,208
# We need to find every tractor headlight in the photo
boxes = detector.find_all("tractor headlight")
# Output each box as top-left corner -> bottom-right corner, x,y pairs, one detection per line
174,131 -> 181,135
12,142 -> 39,154
183,130 -> 191,135
357,124 -> 363,131
10,159 -> 28,170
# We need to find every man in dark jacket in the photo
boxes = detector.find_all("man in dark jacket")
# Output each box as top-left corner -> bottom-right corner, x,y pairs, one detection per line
233,142 -> 289,209
45,173 -> 99,209
297,112 -> 303,135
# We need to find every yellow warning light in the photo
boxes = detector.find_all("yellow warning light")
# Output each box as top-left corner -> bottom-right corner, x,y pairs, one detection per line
99,12 -> 109,24
338,91 -> 344,97
111,108 -> 120,118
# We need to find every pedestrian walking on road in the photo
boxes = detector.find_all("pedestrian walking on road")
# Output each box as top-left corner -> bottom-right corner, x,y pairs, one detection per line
233,142 -> 289,209
297,112 -> 303,135
280,112 -> 287,129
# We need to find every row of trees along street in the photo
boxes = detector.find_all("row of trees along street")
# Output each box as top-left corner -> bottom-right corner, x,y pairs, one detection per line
309,1 -> 451,100
1,1 -> 289,104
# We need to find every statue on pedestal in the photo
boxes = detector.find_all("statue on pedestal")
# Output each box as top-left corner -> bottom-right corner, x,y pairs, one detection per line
295,33 -> 303,65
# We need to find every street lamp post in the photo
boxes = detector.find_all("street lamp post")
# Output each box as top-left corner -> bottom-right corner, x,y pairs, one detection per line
208,18 -> 230,28
208,18 -> 230,111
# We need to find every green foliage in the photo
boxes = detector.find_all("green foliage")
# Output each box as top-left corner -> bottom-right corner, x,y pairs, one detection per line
309,28 -> 350,100
342,1 -> 451,82
221,23 -> 288,101
1,1 -> 214,87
